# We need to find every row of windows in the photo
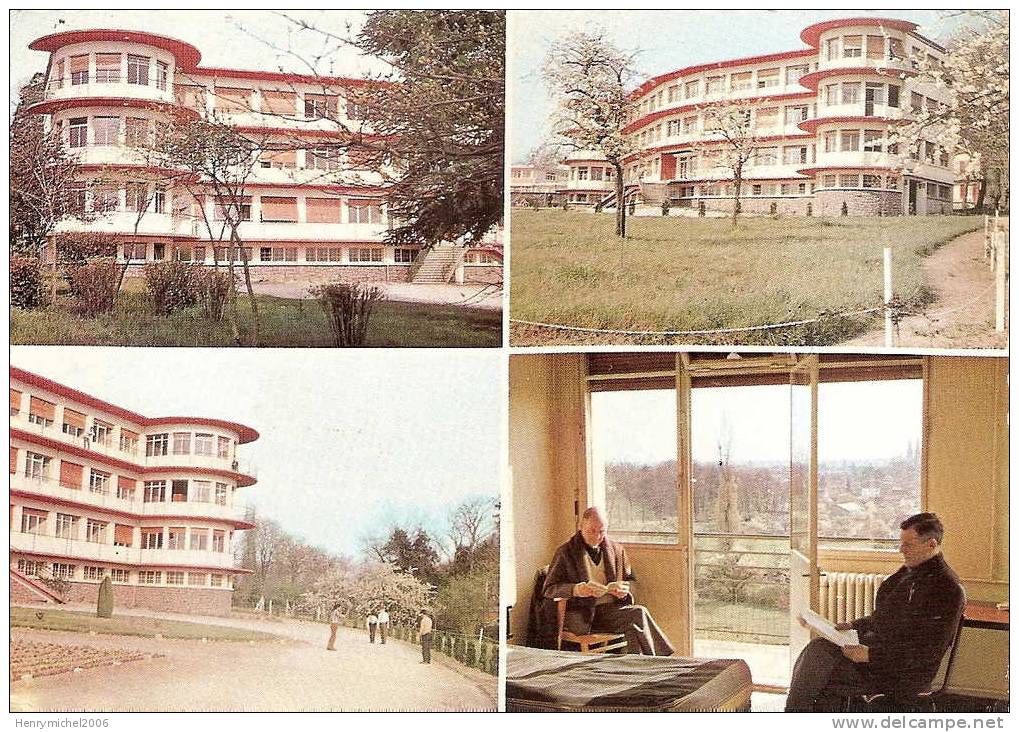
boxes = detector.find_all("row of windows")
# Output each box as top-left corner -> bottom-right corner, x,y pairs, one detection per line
822,81 -> 900,109
16,508 -> 230,551
120,244 -> 411,264
822,33 -> 938,67
570,166 -> 615,182
49,53 -> 168,90
636,63 -> 814,118
145,431 -> 233,459
819,173 -> 901,191
17,449 -> 233,505
13,390 -> 142,453
639,104 -> 814,147
16,559 -> 230,587
175,86 -> 369,122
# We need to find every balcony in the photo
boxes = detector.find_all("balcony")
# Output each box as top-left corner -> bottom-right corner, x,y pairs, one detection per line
12,413 -> 142,463
11,531 -> 238,570
11,474 -> 247,524
816,54 -> 913,76
41,76 -> 177,109
232,219 -> 388,243
52,211 -> 178,238
563,179 -> 614,192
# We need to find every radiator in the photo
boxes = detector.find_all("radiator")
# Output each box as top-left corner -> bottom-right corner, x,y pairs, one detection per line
819,572 -> 888,624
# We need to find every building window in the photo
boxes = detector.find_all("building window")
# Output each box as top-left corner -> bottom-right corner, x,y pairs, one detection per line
259,196 -> 298,223
29,397 -> 55,427
190,529 -> 209,551
825,38 -> 840,61
215,482 -> 228,506
93,116 -> 120,146
304,94 -> 338,120
784,106 -> 809,125
55,513 -> 78,539
138,570 -> 161,585
843,35 -> 863,58
86,518 -> 108,543
21,509 -> 47,534
25,452 -> 50,479
120,429 -> 139,454
214,197 -> 252,222
95,53 -> 121,83
18,559 -> 40,577
307,247 -> 343,262
210,574 -> 224,587
911,92 -> 924,112
259,247 -> 298,262
825,85 -> 839,107
91,420 -> 113,446
754,147 -> 778,166
865,82 -> 886,106
146,433 -> 169,456
70,55 -> 89,85
887,85 -> 900,108
62,409 -> 86,437
155,61 -> 168,91
822,174 -> 837,188
172,432 -> 191,455
194,433 -> 215,456
188,572 -> 207,586
863,130 -> 884,153
10,388 -> 21,416
192,480 -> 211,503
167,527 -> 186,550
346,101 -> 370,120
110,568 -> 129,583
127,55 -> 149,86
166,571 -> 185,586
730,71 -> 751,91
215,436 -> 231,459
51,563 -> 76,580
756,68 -> 779,89
393,248 -> 417,263
783,146 -> 808,165
117,477 -> 136,501
705,76 -> 723,97
114,524 -> 134,547
840,131 -> 860,152
841,82 -> 861,105
862,174 -> 882,189
171,480 -> 188,503
307,148 -> 341,171
152,187 -> 166,214
684,80 -> 699,99
866,35 -> 885,60
141,529 -> 163,549
212,530 -> 226,552
143,480 -> 166,503
348,248 -> 384,263
839,173 -> 860,188
89,469 -> 111,495
786,65 -> 809,85
83,566 -> 107,581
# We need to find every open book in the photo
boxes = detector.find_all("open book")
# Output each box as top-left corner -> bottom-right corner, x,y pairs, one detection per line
582,581 -> 628,598
801,609 -> 859,647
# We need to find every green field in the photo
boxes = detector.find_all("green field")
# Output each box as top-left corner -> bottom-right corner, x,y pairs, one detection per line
10,606 -> 279,642
510,210 -> 982,345
11,290 -> 502,348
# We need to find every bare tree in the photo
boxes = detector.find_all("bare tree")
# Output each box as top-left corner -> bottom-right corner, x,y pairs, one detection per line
543,30 -> 640,238
697,99 -> 761,228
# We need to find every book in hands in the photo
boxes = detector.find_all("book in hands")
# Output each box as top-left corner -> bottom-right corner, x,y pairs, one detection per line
801,609 -> 860,647
583,581 -> 628,598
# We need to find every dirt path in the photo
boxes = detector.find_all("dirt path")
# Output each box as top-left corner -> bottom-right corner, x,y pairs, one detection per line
10,607 -> 496,712
844,225 -> 1008,349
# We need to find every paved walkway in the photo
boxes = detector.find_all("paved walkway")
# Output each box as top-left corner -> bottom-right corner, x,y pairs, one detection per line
251,280 -> 504,310
11,605 -> 496,712
844,224 -> 1008,349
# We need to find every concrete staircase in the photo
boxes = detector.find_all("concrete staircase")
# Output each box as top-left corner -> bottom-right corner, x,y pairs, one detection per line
410,244 -> 465,284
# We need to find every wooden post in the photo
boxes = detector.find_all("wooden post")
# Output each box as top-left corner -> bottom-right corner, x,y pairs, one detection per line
884,247 -> 894,347
984,214 -> 991,261
994,231 -> 1007,332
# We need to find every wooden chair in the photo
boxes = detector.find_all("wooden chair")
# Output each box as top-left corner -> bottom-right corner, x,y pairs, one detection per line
554,597 -> 627,654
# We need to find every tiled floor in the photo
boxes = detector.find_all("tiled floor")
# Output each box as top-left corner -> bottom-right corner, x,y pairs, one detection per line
694,638 -> 790,687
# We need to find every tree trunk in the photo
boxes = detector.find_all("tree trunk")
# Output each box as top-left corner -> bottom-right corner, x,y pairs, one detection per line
230,226 -> 259,347
976,176 -> 988,212
225,258 -> 242,346
731,168 -> 743,228
614,164 -> 626,239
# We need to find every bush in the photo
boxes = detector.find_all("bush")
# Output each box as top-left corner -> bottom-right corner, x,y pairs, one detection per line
841,201 -> 849,216
198,268 -> 234,321
145,262 -> 202,316
698,200 -> 706,217
661,199 -> 671,216
310,283 -> 385,347
66,260 -> 119,317
10,257 -> 45,309
97,576 -> 114,618
627,201 -> 636,216
769,201 -> 778,216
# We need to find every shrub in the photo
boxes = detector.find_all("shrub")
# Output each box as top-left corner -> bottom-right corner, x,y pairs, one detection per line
198,268 -> 234,321
310,282 -> 385,347
145,262 -> 202,316
769,201 -> 778,216
661,199 -> 671,216
806,202 -> 813,217
10,257 -> 45,309
97,576 -> 114,618
66,260 -> 119,317
698,200 -> 706,217
841,201 -> 849,216
627,201 -> 636,216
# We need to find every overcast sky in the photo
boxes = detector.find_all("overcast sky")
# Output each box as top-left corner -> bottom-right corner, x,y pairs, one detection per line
592,380 -> 922,465
508,9 -> 979,162
11,347 -> 502,558
10,10 -> 392,116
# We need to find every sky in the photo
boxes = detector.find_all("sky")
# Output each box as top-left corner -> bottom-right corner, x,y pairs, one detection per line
592,380 -> 922,465
9,10 -> 392,116
11,347 -> 502,558
508,9 -> 979,162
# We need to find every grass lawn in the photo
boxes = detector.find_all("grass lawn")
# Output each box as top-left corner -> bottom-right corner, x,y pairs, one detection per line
11,289 -> 502,348
510,210 -> 983,345
10,606 -> 279,642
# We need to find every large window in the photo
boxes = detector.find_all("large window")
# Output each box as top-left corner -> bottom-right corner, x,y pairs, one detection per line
146,433 -> 169,456
589,387 -> 678,544
127,55 -> 149,85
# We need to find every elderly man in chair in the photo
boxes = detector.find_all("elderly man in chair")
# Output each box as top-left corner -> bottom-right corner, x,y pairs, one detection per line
543,506 -> 674,656
785,513 -> 965,712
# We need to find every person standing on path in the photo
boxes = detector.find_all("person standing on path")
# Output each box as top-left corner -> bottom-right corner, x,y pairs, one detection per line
418,608 -> 433,664
377,608 -> 390,644
326,604 -> 343,651
366,612 -> 378,643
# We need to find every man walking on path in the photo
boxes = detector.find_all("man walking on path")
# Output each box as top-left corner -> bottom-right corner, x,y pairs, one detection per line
419,608 -> 433,664
377,608 -> 390,644
366,612 -> 378,643
326,604 -> 343,651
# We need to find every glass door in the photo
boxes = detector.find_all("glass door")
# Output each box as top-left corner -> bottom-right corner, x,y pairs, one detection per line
789,355 -> 819,669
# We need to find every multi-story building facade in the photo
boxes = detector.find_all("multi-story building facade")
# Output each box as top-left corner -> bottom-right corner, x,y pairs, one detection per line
560,18 -> 956,216
509,163 -> 569,206
25,29 -> 501,284
9,366 -> 258,615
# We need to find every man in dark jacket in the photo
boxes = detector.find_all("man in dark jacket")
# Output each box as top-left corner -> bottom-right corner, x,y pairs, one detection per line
543,507 -> 674,656
786,513 -> 965,712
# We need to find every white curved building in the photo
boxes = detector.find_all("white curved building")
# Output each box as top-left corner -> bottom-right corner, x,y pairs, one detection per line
564,18 -> 956,216
10,366 -> 258,615
24,29 -> 501,283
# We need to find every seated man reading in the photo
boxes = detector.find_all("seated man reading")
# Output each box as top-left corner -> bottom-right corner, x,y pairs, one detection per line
543,506 -> 674,656
786,513 -> 965,712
